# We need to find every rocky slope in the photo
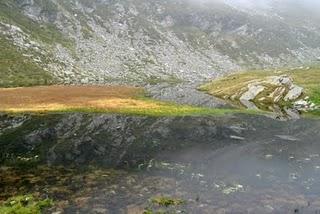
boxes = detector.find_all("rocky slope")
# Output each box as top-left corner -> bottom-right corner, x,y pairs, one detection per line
1,0 -> 320,86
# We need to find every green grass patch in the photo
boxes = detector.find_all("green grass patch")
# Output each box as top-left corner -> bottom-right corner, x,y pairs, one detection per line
0,195 -> 53,214
0,36 -> 55,87
200,69 -> 278,98
150,197 -> 184,207
288,68 -> 320,105
144,196 -> 185,214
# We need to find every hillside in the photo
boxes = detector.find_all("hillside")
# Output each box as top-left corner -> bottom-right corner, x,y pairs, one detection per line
1,0 -> 320,86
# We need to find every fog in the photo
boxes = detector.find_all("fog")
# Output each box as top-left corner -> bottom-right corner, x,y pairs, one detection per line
190,0 -> 320,12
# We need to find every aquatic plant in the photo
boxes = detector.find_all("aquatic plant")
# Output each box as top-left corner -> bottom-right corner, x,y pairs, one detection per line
0,195 -> 53,214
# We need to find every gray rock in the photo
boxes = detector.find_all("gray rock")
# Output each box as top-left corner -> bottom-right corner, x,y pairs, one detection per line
284,86 -> 304,101
284,107 -> 301,120
275,135 -> 300,141
240,85 -> 265,101
266,75 -> 293,87
230,135 -> 245,141
240,99 -> 259,110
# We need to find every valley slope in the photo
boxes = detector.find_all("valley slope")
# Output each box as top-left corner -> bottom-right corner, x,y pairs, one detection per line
1,0 -> 320,86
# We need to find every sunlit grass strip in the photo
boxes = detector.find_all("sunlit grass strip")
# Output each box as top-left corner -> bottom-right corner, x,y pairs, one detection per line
0,98 -> 260,117
0,85 -> 262,117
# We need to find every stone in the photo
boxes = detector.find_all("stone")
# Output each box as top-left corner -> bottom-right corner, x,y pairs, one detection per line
293,99 -> 318,111
240,85 -> 265,101
266,75 -> 293,87
284,107 -> 300,120
294,100 -> 309,107
275,135 -> 300,141
284,85 -> 303,101
240,99 -> 259,110
230,135 -> 245,140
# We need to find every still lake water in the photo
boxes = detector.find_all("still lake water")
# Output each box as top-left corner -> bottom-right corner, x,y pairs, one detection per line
1,113 -> 320,213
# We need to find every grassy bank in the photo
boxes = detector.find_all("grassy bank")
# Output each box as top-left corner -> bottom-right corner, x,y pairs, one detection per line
288,68 -> 320,105
0,85 -> 256,117
200,67 -> 320,113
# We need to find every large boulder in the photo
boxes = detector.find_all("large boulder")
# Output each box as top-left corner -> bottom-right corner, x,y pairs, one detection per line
240,84 -> 265,101
284,86 -> 304,101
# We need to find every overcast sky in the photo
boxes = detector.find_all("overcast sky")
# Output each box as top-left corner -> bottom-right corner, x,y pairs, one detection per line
191,0 -> 320,11
225,0 -> 320,10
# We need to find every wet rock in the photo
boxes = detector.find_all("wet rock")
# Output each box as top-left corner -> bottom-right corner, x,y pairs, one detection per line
275,135 -> 300,141
221,184 -> 244,195
294,99 -> 318,112
240,99 -> 259,110
284,107 -> 300,120
230,135 -> 245,141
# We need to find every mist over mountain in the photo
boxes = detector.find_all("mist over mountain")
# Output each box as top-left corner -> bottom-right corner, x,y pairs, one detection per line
1,2 -> 320,212
1,0 -> 320,86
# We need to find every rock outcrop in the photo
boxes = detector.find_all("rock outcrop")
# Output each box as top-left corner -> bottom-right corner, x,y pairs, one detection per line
235,75 -> 306,109
221,74 -> 317,118
284,86 -> 304,101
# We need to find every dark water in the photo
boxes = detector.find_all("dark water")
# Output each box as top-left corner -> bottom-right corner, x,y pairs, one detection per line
1,113 -> 320,213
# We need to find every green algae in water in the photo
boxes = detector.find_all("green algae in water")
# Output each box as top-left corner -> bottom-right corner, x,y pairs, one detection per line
144,196 -> 185,214
0,195 -> 53,214
151,196 -> 184,207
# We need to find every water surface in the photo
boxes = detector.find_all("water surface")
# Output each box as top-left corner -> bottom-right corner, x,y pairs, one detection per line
1,113 -> 320,213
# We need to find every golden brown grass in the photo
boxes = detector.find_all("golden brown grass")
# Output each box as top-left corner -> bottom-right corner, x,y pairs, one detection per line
0,85 -> 245,116
0,85 -> 146,112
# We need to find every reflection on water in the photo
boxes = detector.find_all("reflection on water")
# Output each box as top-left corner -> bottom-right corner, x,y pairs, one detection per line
1,113 -> 320,213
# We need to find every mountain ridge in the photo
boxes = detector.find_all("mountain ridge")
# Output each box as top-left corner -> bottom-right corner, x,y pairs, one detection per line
1,0 -> 320,87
